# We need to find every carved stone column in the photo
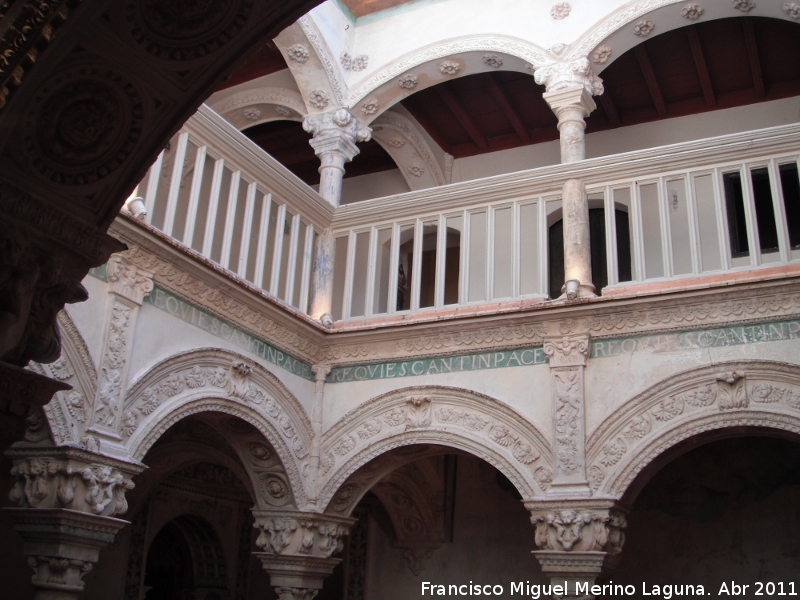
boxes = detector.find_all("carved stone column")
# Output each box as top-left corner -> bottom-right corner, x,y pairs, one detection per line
5,443 -> 142,600
303,109 -> 371,322
308,365 -> 331,506
535,59 -> 603,298
543,335 -> 590,497
253,510 -> 355,599
527,500 -> 628,598
87,254 -> 153,458
0,183 -> 125,412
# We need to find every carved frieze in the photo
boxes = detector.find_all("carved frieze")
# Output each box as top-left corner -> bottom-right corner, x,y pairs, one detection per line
534,57 -> 603,95
528,503 -> 627,554
253,511 -> 354,559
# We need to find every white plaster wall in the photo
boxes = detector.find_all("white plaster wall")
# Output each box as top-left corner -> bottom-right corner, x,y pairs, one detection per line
65,275 -> 112,372
127,302 -> 316,416
321,363 -> 552,438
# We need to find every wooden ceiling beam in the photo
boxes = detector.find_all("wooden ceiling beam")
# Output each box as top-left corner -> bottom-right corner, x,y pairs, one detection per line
742,18 -> 765,98
686,25 -> 716,108
435,84 -> 489,152
596,90 -> 620,126
401,104 -> 453,155
485,74 -> 530,143
635,44 -> 667,117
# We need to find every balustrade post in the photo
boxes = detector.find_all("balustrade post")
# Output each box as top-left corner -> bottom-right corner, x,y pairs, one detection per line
535,59 -> 603,298
303,109 -> 371,322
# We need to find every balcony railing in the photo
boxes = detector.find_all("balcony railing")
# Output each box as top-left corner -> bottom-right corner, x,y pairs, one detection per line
130,105 -> 333,313
131,106 -> 800,323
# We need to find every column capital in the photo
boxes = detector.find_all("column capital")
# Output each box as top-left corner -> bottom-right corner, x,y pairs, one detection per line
106,253 -> 154,306
534,57 -> 604,98
543,334 -> 590,368
6,445 -> 143,518
302,108 -> 371,161
526,500 -> 628,555
543,85 -> 597,121
312,364 -> 331,383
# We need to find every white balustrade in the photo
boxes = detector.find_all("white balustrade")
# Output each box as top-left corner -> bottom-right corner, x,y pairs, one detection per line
131,105 -> 333,313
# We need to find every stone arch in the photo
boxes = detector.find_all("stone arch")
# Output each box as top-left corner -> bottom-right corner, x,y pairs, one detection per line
566,0 -> 797,74
371,110 -> 447,190
347,35 -> 553,122
586,360 -> 800,501
319,385 -> 551,512
31,311 -> 97,445
209,87 -> 307,131
122,348 -> 313,507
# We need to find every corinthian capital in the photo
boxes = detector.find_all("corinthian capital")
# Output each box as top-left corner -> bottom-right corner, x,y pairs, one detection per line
527,501 -> 628,554
543,334 -> 590,368
253,510 -> 355,559
106,253 -> 154,305
534,57 -> 604,96
302,108 -> 372,163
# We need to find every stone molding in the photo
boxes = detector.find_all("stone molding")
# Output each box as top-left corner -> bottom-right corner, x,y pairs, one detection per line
586,360 -> 800,499
296,17 -> 347,108
211,87 -> 308,130
6,446 -> 143,517
319,386 -> 550,511
527,499 -> 627,554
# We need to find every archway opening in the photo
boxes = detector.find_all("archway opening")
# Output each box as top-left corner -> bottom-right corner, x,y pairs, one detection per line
325,444 -> 542,599
615,435 -> 800,587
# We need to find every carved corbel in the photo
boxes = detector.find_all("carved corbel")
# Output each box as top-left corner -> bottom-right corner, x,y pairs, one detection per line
253,510 -> 356,599
544,335 -> 590,495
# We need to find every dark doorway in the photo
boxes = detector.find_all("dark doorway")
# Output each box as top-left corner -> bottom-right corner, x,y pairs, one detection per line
144,522 -> 194,600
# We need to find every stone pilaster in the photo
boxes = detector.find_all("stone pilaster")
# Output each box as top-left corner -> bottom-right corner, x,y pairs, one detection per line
526,500 -> 628,598
308,365 -> 331,505
87,254 -> 153,458
5,445 -> 143,600
543,335 -> 590,496
253,510 -> 355,599
303,109 -> 371,322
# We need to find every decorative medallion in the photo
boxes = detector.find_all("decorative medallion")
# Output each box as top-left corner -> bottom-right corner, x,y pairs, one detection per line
352,55 -> 369,71
550,2 -> 571,20
23,66 -> 144,186
275,105 -> 292,117
407,163 -> 425,177
242,107 -> 261,121
398,74 -> 419,89
308,90 -> 329,109
592,45 -> 612,64
439,60 -> 461,76
483,54 -> 503,68
287,43 -> 310,63
126,0 -> 253,61
360,98 -> 380,116
784,2 -> 800,18
633,19 -> 655,37
386,137 -> 405,147
681,3 -> 704,20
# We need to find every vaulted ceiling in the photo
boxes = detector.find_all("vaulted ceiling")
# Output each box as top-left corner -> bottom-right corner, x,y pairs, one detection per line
229,17 -> 800,185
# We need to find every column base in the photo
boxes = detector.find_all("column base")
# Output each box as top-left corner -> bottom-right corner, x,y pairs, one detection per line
533,551 -> 621,598
256,553 -> 341,593
560,279 -> 596,300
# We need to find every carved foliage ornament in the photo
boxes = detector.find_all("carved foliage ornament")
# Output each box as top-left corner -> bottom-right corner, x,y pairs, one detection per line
592,45 -> 612,64
732,0 -> 755,12
24,67 -> 144,186
483,54 -> 503,68
341,52 -> 368,71
531,508 -> 626,553
439,60 -> 461,76
254,515 -> 350,558
406,163 -> 425,178
287,44 -> 310,63
308,90 -> 329,109
126,0 -> 253,60
784,2 -> 800,18
534,58 -> 603,95
360,98 -> 379,116
398,74 -> 418,89
681,3 -> 704,20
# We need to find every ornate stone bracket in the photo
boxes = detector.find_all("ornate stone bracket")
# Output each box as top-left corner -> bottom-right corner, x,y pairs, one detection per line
88,254 -> 153,457
527,499 -> 628,597
253,510 -> 355,599
544,335 -> 590,496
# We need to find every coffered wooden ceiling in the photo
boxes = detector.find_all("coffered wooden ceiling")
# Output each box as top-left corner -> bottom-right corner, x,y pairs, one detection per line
232,17 -> 800,185
339,0 -> 415,18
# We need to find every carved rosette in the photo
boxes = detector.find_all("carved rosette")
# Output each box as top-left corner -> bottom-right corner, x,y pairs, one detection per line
6,446 -> 142,517
544,335 -> 590,490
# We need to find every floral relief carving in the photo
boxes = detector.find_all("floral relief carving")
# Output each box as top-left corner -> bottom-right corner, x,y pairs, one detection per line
242,107 -> 261,121
360,98 -> 379,116
716,371 -> 748,410
550,2 -> 571,20
483,54 -> 504,68
784,2 -> 800,18
732,0 -> 755,12
386,136 -> 406,147
92,303 -> 132,431
652,395 -> 684,422
398,74 -> 419,89
534,467 -> 553,491
681,3 -> 704,20
530,508 -> 627,553
600,438 -> 626,467
436,407 -> 488,431
321,452 -> 335,475
333,434 -> 357,456
553,369 -> 582,476
275,105 -> 292,117
407,163 -> 425,177
254,514 -> 350,558
592,45 -> 612,64
356,418 -> 383,439
260,473 -> 292,506
621,414 -> 652,440
287,44 -> 310,63
533,58 -> 603,95
405,396 -> 433,430
64,390 -> 87,423
308,90 -> 329,109
439,60 -> 461,76
342,52 -> 368,71
633,19 -> 655,37
587,466 -> 605,492
49,355 -> 74,380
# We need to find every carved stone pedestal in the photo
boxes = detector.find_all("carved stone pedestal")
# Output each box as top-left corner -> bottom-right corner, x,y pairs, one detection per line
253,511 -> 355,599
6,508 -> 129,600
527,500 -> 628,598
